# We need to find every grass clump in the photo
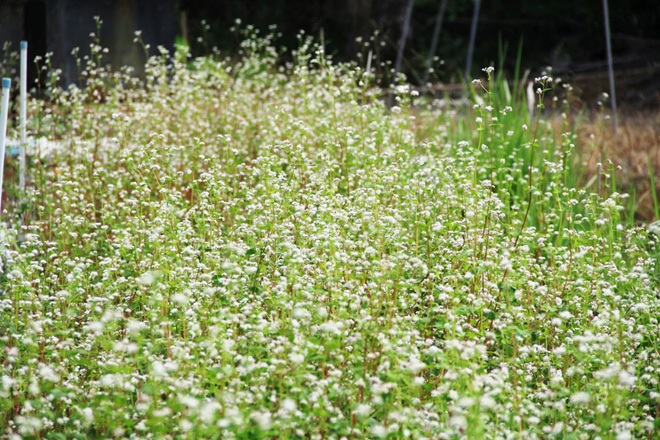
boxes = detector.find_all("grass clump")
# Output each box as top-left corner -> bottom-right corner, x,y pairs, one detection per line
0,32 -> 659,440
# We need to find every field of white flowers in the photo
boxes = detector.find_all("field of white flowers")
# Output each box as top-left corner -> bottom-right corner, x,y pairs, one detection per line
1,32 -> 659,439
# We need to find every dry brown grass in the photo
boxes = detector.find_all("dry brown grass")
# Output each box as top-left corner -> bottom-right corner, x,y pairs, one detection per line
570,109 -> 660,223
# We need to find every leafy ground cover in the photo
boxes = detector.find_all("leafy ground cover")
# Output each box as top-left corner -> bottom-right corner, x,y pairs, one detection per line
1,32 -> 659,439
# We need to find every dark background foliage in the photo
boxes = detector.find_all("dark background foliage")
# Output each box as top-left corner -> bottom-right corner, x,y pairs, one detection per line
180,0 -> 660,88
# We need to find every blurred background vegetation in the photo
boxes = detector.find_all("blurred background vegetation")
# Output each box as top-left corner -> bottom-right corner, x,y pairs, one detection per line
1,0 -> 658,219
178,0 -> 660,222
180,0 -> 660,105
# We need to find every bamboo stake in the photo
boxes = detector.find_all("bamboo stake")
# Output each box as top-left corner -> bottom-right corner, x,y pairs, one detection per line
602,0 -> 618,133
464,0 -> 481,84
390,0 -> 415,107
422,0 -> 449,91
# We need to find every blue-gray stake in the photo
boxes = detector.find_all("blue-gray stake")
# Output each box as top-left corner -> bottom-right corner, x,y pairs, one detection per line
0,78 -> 11,214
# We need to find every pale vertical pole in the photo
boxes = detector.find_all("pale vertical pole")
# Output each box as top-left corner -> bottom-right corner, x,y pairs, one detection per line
422,0 -> 449,91
0,78 -> 11,214
464,0 -> 481,84
390,0 -> 415,107
366,50 -> 373,76
602,0 -> 618,133
20,41 -> 27,190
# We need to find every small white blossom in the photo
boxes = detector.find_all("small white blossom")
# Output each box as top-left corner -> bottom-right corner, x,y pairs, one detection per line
282,398 -> 297,413
39,365 -> 60,382
353,403 -> 372,417
371,424 -> 388,438
570,391 -> 590,404
288,352 -> 305,365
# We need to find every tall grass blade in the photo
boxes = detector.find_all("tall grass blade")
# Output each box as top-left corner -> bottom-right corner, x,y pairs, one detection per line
648,156 -> 659,220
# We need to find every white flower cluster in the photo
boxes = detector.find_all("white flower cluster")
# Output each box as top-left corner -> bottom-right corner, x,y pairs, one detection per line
0,35 -> 657,440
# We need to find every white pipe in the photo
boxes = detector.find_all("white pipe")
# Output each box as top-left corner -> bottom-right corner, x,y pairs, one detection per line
20,41 -> 27,190
0,78 -> 11,215
526,81 -> 535,121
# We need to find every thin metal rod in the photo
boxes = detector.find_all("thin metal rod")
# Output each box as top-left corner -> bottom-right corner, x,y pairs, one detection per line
390,0 -> 415,107
464,0 -> 481,84
20,41 -> 27,190
0,78 -> 11,215
423,0 -> 449,91
602,0 -> 618,133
